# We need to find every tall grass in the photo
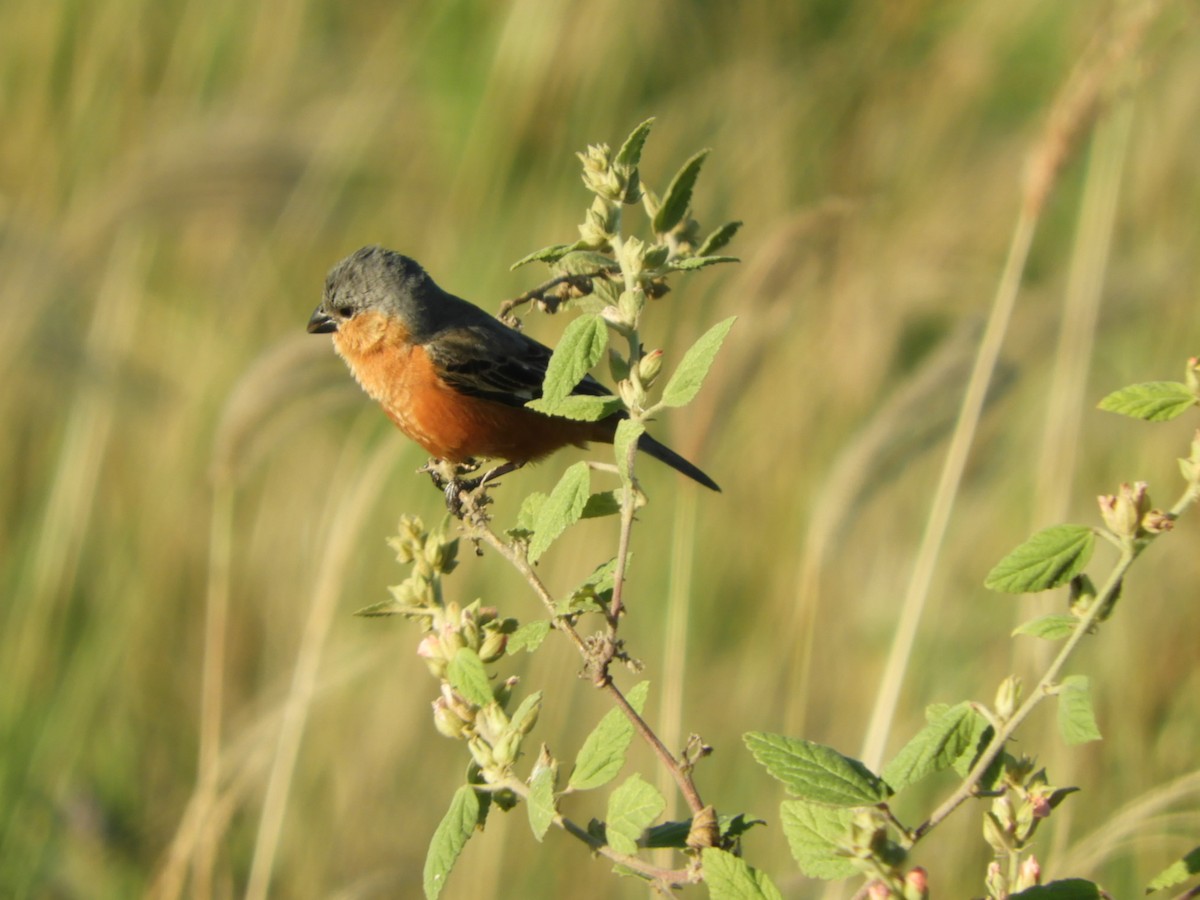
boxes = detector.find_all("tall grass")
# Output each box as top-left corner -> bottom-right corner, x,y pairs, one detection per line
2,1 -> 1198,897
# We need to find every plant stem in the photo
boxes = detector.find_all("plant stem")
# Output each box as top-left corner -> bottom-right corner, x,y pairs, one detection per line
916,480 -> 1200,839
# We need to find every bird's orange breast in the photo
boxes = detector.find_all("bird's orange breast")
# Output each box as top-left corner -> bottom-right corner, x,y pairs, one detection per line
332,311 -> 611,463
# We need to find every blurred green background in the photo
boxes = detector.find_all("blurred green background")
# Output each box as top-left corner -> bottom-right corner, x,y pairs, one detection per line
4,1 -> 1199,897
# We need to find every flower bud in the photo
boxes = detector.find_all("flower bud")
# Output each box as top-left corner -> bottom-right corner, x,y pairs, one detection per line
995,675 -> 1022,722
1016,854 -> 1042,890
491,730 -> 521,768
432,698 -> 468,739
866,882 -> 890,900
1141,509 -> 1173,534
467,736 -> 496,770
636,349 -> 664,387
478,629 -> 507,663
903,868 -> 929,900
1098,481 -> 1148,539
619,238 -> 648,280
985,860 -> 1006,899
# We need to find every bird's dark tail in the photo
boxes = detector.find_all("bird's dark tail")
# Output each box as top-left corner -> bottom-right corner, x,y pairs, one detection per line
636,433 -> 720,492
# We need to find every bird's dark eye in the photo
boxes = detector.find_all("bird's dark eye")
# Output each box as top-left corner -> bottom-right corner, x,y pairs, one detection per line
336,306 -> 354,318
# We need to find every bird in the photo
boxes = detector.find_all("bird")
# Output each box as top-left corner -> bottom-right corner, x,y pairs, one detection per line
306,245 -> 719,491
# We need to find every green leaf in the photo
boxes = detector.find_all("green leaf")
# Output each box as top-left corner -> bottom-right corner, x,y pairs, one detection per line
605,774 -> 665,855
952,712 -> 998,784
1147,845 -> 1200,892
984,524 -> 1095,593
353,597 -> 409,617
1098,381 -> 1196,421
528,462 -> 591,563
614,418 -> 645,484
560,556 -> 622,613
670,255 -> 740,271
423,785 -> 482,899
1057,675 -> 1102,745
1009,879 -> 1103,899
615,117 -> 655,169
702,847 -> 783,900
513,491 -> 548,535
539,314 -> 608,406
554,250 -> 619,276
779,799 -> 857,880
744,732 -> 888,806
526,765 -> 557,842
653,149 -> 709,234
526,394 -> 624,422
569,681 -> 649,791
882,702 -> 976,792
507,620 -> 551,655
1013,614 -> 1080,640
582,490 -> 621,518
510,242 -> 583,269
697,220 -> 743,256
660,317 -> 736,408
447,648 -> 493,708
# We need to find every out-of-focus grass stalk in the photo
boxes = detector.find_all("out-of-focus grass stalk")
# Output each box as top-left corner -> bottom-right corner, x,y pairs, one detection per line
3,231 -> 144,707
858,0 -> 1164,773
244,437 -> 401,900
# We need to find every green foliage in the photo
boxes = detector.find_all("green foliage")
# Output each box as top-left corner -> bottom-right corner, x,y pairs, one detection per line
1012,614 -> 1079,640
528,462 -> 591,563
654,150 -> 710,234
881,701 -> 978,792
1056,675 -> 1102,745
424,785 -> 484,900
1098,381 -> 1197,421
779,800 -> 857,879
568,681 -> 649,792
701,848 -> 783,900
526,766 -> 557,842
536,313 -> 608,408
1146,845 -> 1200,893
744,733 -> 889,806
604,774 -> 665,855
447,647 -> 494,707
660,317 -> 738,409
984,524 -> 1095,593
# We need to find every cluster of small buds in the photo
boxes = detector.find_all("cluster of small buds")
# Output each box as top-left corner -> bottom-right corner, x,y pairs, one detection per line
416,601 -> 511,678
984,758 -> 1073,868
861,867 -> 928,900
844,808 -> 908,882
577,143 -> 625,203
1097,481 -> 1172,541
388,515 -> 459,581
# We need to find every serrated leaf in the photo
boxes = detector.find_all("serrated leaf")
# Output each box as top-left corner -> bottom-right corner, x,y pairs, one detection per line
670,255 -> 740,271
511,242 -> 583,269
653,149 -> 709,234
514,491 -> 548,535
1098,381 -> 1196,421
526,765 -> 557,842
780,799 -> 857,880
447,648 -> 493,707
581,490 -> 621,518
661,317 -> 736,408
744,732 -> 888,806
526,394 -> 624,422
528,462 -> 591,563
353,597 -> 409,617
568,681 -> 649,791
1009,879 -> 1103,899
540,314 -> 608,406
882,702 -> 976,792
614,418 -> 644,483
507,620 -> 551,655
697,220 -> 743,256
1013,614 -> 1080,640
423,785 -> 481,899
952,713 -> 997,783
1058,675 -> 1102,745
554,250 -> 619,276
615,117 -> 655,168
605,774 -> 665,855
1147,845 -> 1200,892
984,524 -> 1095,593
560,556 -> 622,614
702,847 -> 783,900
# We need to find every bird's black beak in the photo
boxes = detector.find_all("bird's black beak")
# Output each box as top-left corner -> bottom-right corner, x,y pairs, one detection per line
307,307 -> 337,334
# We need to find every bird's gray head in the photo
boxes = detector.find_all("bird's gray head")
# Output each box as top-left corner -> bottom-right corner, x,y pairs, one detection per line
306,245 -> 439,336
